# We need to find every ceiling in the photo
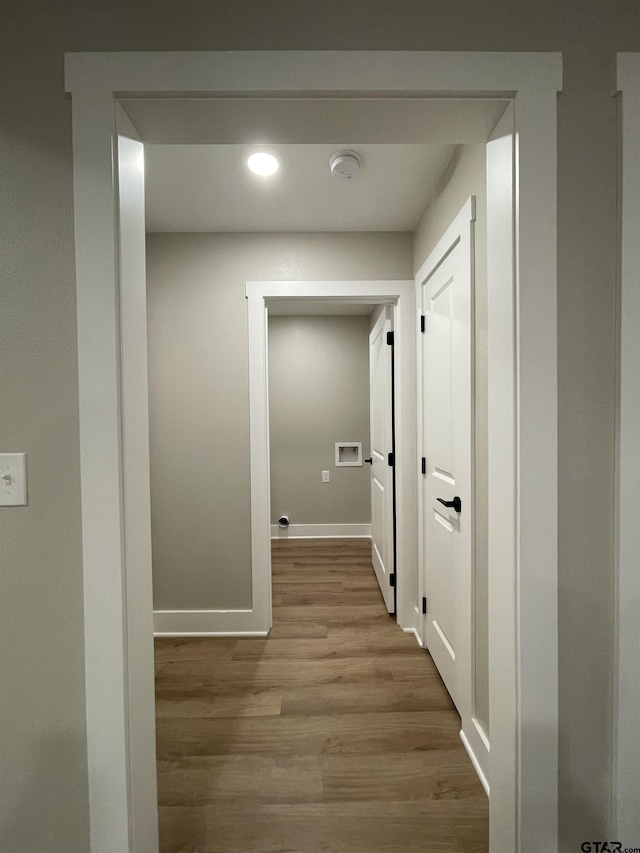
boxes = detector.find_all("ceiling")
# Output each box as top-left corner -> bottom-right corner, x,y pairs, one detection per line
133,97 -> 507,234
125,97 -> 507,145
144,142 -> 456,232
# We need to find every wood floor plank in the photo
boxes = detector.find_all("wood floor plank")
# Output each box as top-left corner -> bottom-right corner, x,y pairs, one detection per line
272,604 -> 391,624
326,623 -> 422,644
269,580 -> 344,595
271,569 -> 369,584
272,588 -> 385,607
280,681 -> 455,716
322,751 -> 485,802
155,637 -> 236,664
156,711 -> 463,758
266,621 -> 329,639
272,538 -> 370,554
231,634 -> 422,662
389,654 -> 455,683
158,802 -> 488,853
156,656 -> 396,688
276,553 -> 374,566
155,679 -> 283,700
155,538 -> 488,852
156,691 -> 283,719
157,754 -> 323,806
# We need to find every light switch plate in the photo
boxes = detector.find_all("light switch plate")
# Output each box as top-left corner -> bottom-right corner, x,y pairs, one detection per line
0,453 -> 28,506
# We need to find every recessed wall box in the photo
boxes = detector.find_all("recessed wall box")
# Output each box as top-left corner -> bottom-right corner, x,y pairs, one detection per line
335,442 -> 363,467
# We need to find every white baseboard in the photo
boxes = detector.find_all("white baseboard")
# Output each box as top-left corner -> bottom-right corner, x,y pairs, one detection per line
404,611 -> 488,796
153,608 -> 267,636
271,523 -> 371,539
460,722 -> 490,797
402,606 -> 424,647
403,626 -> 424,648
404,609 -> 489,796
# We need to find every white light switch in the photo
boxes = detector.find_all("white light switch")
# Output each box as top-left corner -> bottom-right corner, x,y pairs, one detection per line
0,453 -> 28,506
322,470 -> 330,483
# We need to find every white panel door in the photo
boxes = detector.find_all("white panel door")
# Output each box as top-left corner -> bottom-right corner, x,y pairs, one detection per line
369,307 -> 395,613
419,201 -> 474,715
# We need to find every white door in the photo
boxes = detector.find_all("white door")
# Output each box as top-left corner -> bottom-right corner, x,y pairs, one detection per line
418,199 -> 474,715
369,307 -> 395,613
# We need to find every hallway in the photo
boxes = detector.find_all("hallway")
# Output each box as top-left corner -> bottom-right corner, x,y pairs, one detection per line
154,538 -> 488,852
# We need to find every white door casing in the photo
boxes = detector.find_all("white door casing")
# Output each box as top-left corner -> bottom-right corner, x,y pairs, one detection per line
115,108 -> 159,852
246,281 -> 415,633
369,306 -> 395,613
418,197 -> 474,716
65,51 -> 560,853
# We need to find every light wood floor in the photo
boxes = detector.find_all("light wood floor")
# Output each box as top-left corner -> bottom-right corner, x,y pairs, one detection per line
154,538 -> 489,853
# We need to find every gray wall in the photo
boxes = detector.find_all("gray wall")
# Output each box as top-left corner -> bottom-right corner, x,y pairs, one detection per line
2,3 -> 637,851
269,315 -> 371,526
413,144 -> 489,735
146,233 -> 411,611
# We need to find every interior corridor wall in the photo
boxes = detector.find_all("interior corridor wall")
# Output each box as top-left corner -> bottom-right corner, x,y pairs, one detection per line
146,232 -> 412,611
269,315 -> 371,528
412,143 -> 490,734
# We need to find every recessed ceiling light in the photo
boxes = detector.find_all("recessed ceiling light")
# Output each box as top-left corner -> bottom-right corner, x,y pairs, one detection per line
246,150 -> 280,177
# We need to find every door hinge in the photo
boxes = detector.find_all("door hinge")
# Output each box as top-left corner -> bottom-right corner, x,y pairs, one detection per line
420,315 -> 426,333
390,573 -> 396,587
422,596 -> 427,615
386,330 -> 394,346
421,457 -> 426,475
387,452 -> 394,467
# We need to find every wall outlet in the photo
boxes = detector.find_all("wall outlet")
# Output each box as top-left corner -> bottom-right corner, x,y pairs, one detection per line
321,470 -> 330,483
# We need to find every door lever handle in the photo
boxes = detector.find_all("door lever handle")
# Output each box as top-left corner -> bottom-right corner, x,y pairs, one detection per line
364,457 -> 373,465
437,496 -> 462,513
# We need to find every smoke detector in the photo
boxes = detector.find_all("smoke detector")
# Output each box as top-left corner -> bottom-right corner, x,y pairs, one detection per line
330,150 -> 361,180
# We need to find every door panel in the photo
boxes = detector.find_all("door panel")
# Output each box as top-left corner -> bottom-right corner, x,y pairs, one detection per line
428,277 -> 454,473
369,308 -> 395,613
419,204 -> 474,717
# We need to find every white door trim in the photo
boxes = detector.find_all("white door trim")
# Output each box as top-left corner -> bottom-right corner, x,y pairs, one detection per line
614,52 -> 640,847
114,108 -> 160,853
246,281 -> 416,633
64,50 -> 561,853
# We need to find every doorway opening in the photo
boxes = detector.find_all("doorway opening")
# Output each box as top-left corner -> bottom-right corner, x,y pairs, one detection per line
245,280 -> 415,640
267,301 -> 398,615
66,50 -> 561,853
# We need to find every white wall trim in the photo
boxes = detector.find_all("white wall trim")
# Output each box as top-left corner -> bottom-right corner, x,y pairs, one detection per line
247,280 -> 416,635
614,52 -> 640,847
403,624 -> 424,649
462,714 -> 490,796
484,101 -> 518,849
271,523 -> 371,538
115,109 -> 159,853
461,728 -> 490,798
65,50 -> 561,853
153,609 -> 266,636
